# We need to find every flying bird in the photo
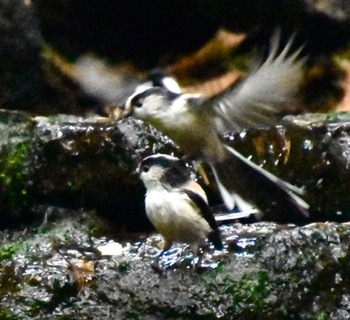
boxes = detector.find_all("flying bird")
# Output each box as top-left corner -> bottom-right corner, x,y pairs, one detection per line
124,34 -> 309,223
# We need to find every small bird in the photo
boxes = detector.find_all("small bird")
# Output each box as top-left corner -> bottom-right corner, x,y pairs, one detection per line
137,154 -> 223,267
125,34 -> 310,223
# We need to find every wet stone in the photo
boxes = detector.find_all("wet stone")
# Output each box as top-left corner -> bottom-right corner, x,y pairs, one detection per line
1,209 -> 350,318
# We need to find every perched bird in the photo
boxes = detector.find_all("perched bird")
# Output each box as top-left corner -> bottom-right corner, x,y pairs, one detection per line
125,34 -> 310,223
137,154 -> 223,265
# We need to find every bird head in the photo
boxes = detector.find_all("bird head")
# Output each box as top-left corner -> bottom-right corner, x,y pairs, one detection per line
137,154 -> 191,189
122,87 -> 180,120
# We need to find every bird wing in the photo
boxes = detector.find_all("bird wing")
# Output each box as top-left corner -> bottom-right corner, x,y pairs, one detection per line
202,33 -> 306,132
182,189 -> 223,250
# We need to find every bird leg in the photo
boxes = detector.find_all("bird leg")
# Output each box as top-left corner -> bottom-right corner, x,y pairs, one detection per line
151,248 -> 168,274
193,247 -> 204,272
151,239 -> 172,274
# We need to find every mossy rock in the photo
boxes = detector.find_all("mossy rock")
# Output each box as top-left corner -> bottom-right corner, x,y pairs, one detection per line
0,110 -> 350,228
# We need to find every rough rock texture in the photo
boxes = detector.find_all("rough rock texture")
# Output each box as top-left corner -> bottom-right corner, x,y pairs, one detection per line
0,110 -> 350,227
225,113 -> 350,221
0,110 -> 178,228
0,209 -> 349,319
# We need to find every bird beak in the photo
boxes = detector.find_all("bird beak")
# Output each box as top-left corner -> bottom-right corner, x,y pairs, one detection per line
132,166 -> 141,177
113,105 -> 134,120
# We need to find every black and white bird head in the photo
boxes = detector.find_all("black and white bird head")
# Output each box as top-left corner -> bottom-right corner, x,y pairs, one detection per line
124,87 -> 204,134
137,69 -> 182,94
122,69 -> 183,118
125,87 -> 175,118
137,154 -> 191,190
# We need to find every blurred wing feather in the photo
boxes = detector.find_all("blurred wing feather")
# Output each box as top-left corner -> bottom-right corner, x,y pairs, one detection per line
207,33 -> 305,132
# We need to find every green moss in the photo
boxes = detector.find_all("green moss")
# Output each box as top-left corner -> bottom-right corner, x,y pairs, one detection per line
0,245 -> 16,260
0,142 -> 30,207
316,312 -> 329,320
85,212 -> 114,237
224,271 -> 272,314
0,263 -> 22,296
126,311 -> 141,320
118,261 -> 130,273
45,114 -> 61,123
0,308 -> 18,320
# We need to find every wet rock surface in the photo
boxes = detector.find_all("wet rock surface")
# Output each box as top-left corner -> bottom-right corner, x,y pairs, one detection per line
224,113 -> 350,221
1,209 -> 350,319
0,110 -> 178,228
0,110 -> 350,226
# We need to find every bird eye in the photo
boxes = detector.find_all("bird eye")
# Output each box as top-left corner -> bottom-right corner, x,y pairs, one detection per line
134,98 -> 144,108
143,165 -> 150,173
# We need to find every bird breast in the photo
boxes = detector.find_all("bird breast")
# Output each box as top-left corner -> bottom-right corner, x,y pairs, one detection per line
145,189 -> 212,245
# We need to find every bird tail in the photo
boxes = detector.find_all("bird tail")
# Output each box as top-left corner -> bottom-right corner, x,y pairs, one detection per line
210,144 -> 309,224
